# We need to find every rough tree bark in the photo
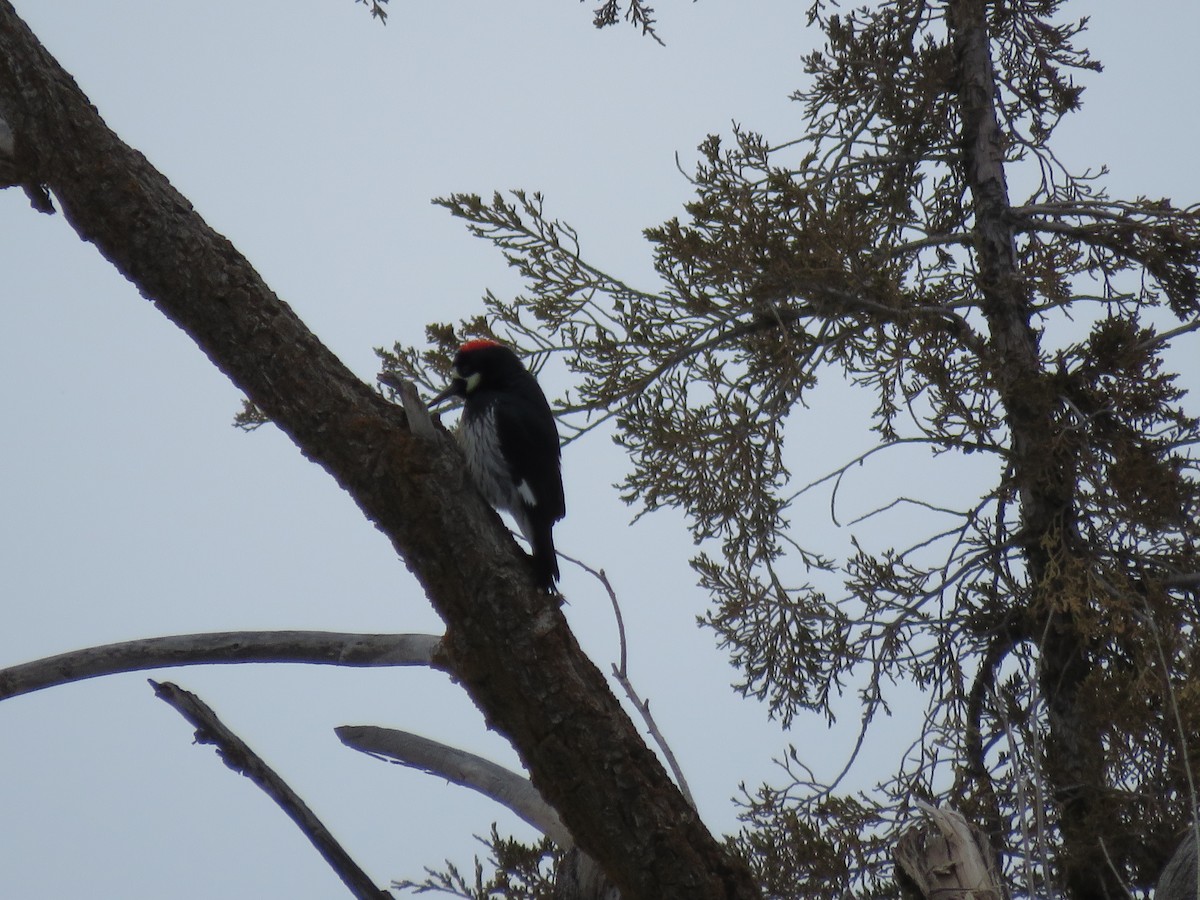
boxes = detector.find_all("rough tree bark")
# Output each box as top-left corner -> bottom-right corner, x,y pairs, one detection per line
0,5 -> 758,898
1158,827 -> 1200,900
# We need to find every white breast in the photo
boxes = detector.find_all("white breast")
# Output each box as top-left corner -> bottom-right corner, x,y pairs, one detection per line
458,407 -> 535,544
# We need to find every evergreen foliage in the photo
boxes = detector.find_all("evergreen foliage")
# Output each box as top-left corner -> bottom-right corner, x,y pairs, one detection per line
383,2 -> 1200,895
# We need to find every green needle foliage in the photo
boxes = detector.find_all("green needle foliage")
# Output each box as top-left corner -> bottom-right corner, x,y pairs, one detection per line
382,2 -> 1200,896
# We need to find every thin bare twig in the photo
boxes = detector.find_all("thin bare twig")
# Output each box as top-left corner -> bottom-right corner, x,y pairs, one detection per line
152,680 -> 393,900
787,435 -> 1002,510
560,552 -> 696,809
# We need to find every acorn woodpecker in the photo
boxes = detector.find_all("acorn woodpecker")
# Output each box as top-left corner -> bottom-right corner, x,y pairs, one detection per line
432,339 -> 565,590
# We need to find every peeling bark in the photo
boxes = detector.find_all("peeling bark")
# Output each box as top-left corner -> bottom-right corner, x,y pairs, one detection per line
894,805 -> 1003,900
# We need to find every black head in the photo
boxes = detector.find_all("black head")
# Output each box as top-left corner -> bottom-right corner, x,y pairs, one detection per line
431,339 -> 530,405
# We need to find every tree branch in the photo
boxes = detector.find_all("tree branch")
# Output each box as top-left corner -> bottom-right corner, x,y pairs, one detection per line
152,680 -> 393,900
0,632 -> 442,701
337,725 -> 573,849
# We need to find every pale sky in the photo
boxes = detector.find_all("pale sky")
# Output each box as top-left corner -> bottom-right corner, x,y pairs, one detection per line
2,3 -> 1198,897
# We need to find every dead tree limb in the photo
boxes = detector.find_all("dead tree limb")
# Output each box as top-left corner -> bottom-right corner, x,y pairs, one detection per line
339,725 -> 618,900
0,632 -> 442,700
152,680 -> 393,900
337,725 -> 572,847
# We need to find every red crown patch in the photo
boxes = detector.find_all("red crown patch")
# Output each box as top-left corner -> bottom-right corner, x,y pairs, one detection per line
458,338 -> 502,353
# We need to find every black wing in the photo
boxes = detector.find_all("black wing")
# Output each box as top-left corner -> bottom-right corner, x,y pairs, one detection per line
493,384 -> 565,523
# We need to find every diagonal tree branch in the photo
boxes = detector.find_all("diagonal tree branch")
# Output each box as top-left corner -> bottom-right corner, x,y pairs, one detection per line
0,631 -> 443,701
0,5 -> 756,897
152,680 -> 394,900
337,725 -> 573,849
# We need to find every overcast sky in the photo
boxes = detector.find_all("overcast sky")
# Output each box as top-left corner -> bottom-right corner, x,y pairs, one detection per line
2,3 -> 1198,898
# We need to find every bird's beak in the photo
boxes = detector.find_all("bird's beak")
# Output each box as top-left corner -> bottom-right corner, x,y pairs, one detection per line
428,380 -> 461,408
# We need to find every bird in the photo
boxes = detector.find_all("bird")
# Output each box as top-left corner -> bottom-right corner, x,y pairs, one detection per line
431,339 -> 565,590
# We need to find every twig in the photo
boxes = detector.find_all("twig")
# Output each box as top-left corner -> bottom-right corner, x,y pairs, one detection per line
987,679 -> 1036,892
336,725 -> 573,849
151,680 -> 393,900
610,664 -> 697,810
0,631 -> 443,701
559,552 -> 696,808
1096,836 -> 1136,899
785,435 -> 1001,509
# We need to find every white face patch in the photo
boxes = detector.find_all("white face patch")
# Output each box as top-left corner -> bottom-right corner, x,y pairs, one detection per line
464,371 -> 483,393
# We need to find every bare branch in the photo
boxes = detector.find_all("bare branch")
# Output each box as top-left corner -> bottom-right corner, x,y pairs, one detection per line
787,436 -> 1003,509
336,725 -> 573,849
562,553 -> 696,809
1137,317 -> 1200,353
0,632 -> 443,701
608,666 -> 697,811
153,680 -> 393,900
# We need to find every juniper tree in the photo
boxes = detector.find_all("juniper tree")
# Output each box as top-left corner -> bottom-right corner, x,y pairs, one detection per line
386,1 -> 1200,896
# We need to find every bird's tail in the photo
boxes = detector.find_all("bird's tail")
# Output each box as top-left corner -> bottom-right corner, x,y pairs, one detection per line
530,518 -> 560,591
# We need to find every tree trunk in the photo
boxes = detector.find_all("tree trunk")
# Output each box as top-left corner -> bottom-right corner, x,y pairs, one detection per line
946,1 -> 1110,895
